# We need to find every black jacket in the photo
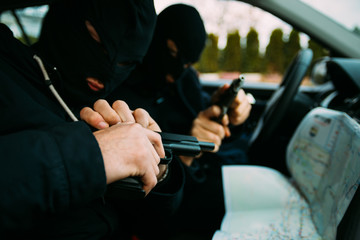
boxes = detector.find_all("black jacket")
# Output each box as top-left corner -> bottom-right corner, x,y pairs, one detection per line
0,24 -> 106,234
0,24 -> 184,239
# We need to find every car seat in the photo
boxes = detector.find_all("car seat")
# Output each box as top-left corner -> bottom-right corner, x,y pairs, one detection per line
212,107 -> 360,240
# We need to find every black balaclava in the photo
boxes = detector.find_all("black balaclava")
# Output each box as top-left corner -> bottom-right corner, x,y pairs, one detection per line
36,0 -> 156,109
142,4 -> 206,87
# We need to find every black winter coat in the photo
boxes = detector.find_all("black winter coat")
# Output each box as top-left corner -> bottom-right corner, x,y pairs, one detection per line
0,24 -> 184,239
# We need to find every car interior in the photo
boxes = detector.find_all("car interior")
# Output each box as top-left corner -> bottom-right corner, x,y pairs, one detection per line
1,0 -> 360,239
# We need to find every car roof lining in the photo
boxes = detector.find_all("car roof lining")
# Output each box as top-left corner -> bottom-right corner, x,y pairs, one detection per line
0,0 -> 52,12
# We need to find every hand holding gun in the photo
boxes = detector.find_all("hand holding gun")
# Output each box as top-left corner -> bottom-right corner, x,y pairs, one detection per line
212,75 -> 245,123
105,132 -> 215,200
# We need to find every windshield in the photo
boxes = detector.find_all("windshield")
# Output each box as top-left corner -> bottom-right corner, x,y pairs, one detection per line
301,0 -> 360,37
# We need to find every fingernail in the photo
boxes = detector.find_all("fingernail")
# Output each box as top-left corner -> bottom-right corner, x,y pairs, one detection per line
98,121 -> 108,129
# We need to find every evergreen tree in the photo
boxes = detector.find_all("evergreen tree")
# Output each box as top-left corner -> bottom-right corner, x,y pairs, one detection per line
264,28 -> 284,73
221,30 -> 242,72
243,27 -> 260,72
17,36 -> 38,46
284,29 -> 301,69
308,38 -> 328,62
196,33 -> 219,73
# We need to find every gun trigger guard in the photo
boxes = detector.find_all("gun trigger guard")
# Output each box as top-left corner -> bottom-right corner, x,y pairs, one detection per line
160,149 -> 173,164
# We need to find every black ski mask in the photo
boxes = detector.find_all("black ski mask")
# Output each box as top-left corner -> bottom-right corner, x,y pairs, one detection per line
143,4 -> 206,86
36,0 -> 156,108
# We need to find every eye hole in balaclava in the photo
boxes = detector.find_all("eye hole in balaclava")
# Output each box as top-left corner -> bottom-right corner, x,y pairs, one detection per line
36,0 -> 156,109
84,20 -> 138,91
162,39 -> 193,83
85,20 -> 138,67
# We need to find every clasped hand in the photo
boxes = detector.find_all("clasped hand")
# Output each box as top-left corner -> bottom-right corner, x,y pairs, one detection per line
80,99 -> 167,195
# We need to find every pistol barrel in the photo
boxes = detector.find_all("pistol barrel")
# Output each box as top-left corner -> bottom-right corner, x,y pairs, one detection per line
199,141 -> 215,152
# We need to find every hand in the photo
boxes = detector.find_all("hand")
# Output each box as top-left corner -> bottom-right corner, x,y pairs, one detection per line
228,88 -> 252,125
81,99 -> 167,185
192,105 -> 230,150
180,105 -> 229,166
94,123 -> 165,195
213,85 -> 251,126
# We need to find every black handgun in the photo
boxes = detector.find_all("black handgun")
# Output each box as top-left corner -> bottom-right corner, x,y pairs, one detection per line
159,132 -> 215,164
105,132 -> 215,200
212,75 -> 244,123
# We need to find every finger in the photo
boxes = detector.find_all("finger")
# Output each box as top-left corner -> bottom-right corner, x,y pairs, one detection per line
148,117 -> 161,132
146,137 -> 161,183
238,100 -> 251,120
230,89 -> 246,110
133,108 -> 161,131
228,90 -> 251,125
141,170 -> 158,196
133,108 -> 149,128
142,139 -> 161,194
197,118 -> 226,140
195,126 -> 222,146
202,105 -> 222,119
145,129 -> 165,159
135,123 -> 161,175
192,124 -> 222,152
144,132 -> 161,176
132,123 -> 161,177
229,95 -> 252,125
204,105 -> 230,129
80,107 -> 109,129
221,113 -> 230,126
112,100 -> 136,123
224,125 -> 231,138
147,115 -> 162,132
192,118 -> 223,149
232,101 -> 252,124
131,125 -> 160,195
198,106 -> 226,138
93,99 -> 121,125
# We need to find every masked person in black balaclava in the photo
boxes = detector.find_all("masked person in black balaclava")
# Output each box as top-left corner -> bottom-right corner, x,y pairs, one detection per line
0,0 -> 187,238
24,0 -> 187,239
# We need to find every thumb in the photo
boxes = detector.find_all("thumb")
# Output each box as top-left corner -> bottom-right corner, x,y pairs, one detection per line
201,105 -> 222,119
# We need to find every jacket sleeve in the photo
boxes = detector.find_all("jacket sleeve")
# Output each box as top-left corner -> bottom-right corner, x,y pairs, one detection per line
125,157 -> 185,239
0,121 -> 107,231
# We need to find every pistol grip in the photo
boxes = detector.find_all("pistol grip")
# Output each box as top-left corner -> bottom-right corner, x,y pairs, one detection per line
105,149 -> 173,200
105,177 -> 145,200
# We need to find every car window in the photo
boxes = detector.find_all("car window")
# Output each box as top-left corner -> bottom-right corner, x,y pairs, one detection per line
0,5 -> 48,45
300,0 -> 360,38
155,0 -> 329,88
